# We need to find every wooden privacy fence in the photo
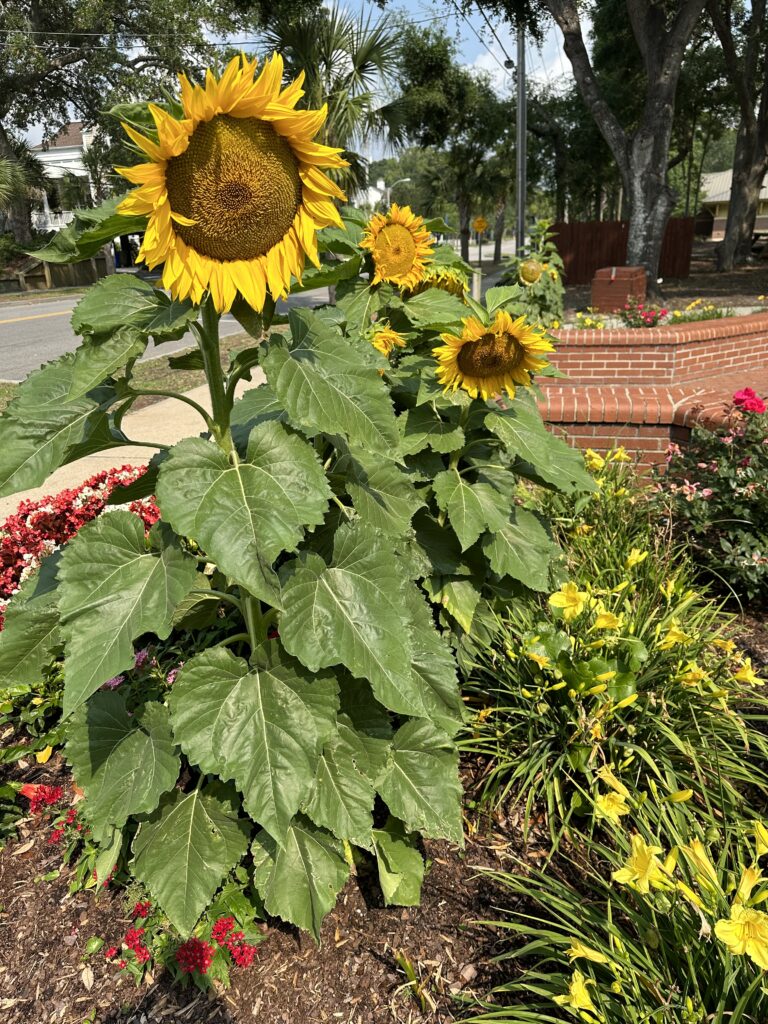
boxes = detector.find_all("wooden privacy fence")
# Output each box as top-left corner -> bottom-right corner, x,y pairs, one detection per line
549,218 -> 695,285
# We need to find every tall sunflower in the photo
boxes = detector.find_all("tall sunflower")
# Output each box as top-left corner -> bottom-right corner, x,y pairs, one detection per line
115,54 -> 347,313
360,204 -> 433,289
433,310 -> 553,401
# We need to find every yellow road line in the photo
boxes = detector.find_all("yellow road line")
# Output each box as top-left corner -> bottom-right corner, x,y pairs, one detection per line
0,309 -> 71,325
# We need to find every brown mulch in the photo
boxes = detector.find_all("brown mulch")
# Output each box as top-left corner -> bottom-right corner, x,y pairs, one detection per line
0,757 -> 525,1024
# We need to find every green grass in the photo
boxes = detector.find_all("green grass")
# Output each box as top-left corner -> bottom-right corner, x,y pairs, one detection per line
0,330 -> 255,415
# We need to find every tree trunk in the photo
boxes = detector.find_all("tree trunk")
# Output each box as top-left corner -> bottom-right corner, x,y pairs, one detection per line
457,194 -> 471,262
493,194 -> 506,262
715,122 -> 768,270
0,123 -> 32,246
624,126 -> 678,296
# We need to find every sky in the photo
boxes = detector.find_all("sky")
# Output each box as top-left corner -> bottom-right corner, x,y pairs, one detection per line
25,0 -> 572,147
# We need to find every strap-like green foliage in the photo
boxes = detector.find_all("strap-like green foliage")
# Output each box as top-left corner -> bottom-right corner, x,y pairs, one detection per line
2,197 -> 595,939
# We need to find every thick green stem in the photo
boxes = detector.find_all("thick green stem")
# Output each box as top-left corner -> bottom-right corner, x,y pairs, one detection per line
194,295 -> 234,453
127,388 -> 215,431
242,594 -> 266,651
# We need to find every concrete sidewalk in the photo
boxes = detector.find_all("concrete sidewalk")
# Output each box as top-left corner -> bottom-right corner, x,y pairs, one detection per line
0,373 -> 264,520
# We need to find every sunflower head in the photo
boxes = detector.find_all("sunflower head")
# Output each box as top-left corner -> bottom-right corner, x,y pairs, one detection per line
370,323 -> 407,357
433,309 -> 554,401
407,265 -> 469,299
360,204 -> 434,289
115,54 -> 348,313
519,259 -> 544,285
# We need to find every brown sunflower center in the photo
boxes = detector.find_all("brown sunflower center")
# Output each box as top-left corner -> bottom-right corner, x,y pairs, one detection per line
165,114 -> 302,262
456,331 -> 526,378
372,222 -> 417,278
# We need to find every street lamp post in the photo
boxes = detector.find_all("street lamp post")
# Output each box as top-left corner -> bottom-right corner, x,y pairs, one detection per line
384,177 -> 411,207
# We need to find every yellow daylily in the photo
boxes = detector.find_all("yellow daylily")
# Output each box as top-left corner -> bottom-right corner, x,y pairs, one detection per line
657,620 -> 693,650
612,834 -> 670,893
681,839 -> 719,892
609,447 -> 632,463
594,791 -> 631,826
712,637 -> 736,654
525,650 -> 551,671
659,579 -> 676,601
553,970 -> 603,1021
595,765 -> 631,797
549,582 -> 590,622
736,865 -> 764,905
734,658 -> 764,686
677,662 -> 708,687
584,449 -> 605,472
624,548 -> 648,570
715,904 -> 768,970
565,939 -> 610,965
592,610 -> 622,631
755,822 -> 768,858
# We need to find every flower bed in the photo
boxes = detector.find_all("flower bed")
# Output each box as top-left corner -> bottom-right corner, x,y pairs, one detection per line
0,466 -> 158,628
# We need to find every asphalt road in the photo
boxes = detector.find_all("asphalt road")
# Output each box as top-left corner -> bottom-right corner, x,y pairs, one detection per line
0,287 -> 327,382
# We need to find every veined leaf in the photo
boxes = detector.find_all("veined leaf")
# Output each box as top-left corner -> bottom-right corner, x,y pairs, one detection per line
280,523 -> 427,718
485,285 -> 524,313
377,718 -> 463,845
337,677 -> 392,781
169,645 -> 337,843
156,424 -> 330,600
372,816 -> 425,907
402,289 -> 468,330
67,693 -> 179,831
67,327 -> 147,400
486,402 -> 595,494
230,384 -> 287,449
58,514 -> 197,716
71,274 -> 198,341
482,509 -> 557,591
30,196 -> 147,264
0,553 -> 61,685
303,714 -> 375,848
0,354 -> 114,498
432,470 -> 508,551
343,448 -> 424,536
422,575 -> 481,633
290,254 -> 362,292
398,405 -> 464,456
263,308 -> 398,453
132,782 -> 250,936
404,584 -> 463,735
252,815 -> 349,941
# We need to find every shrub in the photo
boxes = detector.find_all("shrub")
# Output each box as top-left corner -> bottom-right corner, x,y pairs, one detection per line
500,221 -> 565,328
464,808 -> 768,1022
463,451 -> 768,840
616,296 -> 668,328
0,69 -> 592,941
653,392 -> 768,600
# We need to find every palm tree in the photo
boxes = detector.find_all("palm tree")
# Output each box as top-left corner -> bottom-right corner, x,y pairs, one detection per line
261,3 -> 404,192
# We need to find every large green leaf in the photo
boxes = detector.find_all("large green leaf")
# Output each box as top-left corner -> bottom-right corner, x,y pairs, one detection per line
337,677 -> 392,781
372,816 -> 425,907
280,523 -> 428,718
402,290 -> 468,330
376,719 -> 463,845
30,196 -> 147,264
132,782 -> 250,936
0,554 -> 61,685
343,448 -> 424,536
251,815 -> 349,941
71,274 -> 198,341
156,424 -> 330,599
230,385 -> 287,448
262,308 -> 399,453
404,584 -> 463,735
482,509 -> 557,591
169,645 -> 337,843
422,575 -> 481,632
68,327 -> 147,400
67,693 -> 179,831
290,254 -> 362,292
58,514 -> 197,716
0,354 -> 114,498
398,405 -> 465,455
432,470 -> 508,550
303,714 -> 375,848
486,402 -> 595,494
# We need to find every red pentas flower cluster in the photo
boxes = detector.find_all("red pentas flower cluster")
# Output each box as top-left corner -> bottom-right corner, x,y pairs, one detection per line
733,387 -> 767,414
175,936 -> 216,975
174,916 -> 259,976
20,782 -> 62,814
0,465 -> 158,629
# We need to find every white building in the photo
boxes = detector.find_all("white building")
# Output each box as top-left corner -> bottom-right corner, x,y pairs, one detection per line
30,122 -> 95,232
700,169 -> 768,240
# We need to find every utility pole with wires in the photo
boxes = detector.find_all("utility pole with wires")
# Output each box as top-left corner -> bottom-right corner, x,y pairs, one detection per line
513,25 -> 526,256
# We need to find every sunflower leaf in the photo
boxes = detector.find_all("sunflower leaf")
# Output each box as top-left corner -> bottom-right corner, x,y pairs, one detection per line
71,274 -> 198,341
398,405 -> 465,455
67,327 -> 147,400
343,448 -> 424,536
481,509 -> 558,591
30,196 -> 147,265
401,290 -> 468,330
303,714 -> 375,848
262,308 -> 399,454
432,469 -> 508,550
372,816 -> 425,907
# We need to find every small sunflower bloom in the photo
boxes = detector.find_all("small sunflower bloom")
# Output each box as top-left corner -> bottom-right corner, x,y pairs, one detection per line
594,791 -> 630,826
361,204 -> 433,289
433,309 -> 552,401
519,258 -> 543,285
612,834 -> 670,893
553,970 -> 603,1020
370,325 -> 406,357
715,904 -> 768,970
115,53 -> 348,312
548,581 -> 590,622
407,265 -> 468,298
